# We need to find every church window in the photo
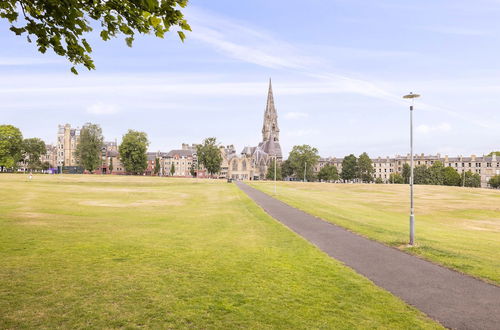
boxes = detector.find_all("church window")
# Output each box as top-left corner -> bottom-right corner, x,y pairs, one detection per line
242,160 -> 247,171
232,160 -> 238,171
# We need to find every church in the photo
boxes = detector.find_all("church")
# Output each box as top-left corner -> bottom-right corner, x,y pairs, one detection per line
225,79 -> 283,180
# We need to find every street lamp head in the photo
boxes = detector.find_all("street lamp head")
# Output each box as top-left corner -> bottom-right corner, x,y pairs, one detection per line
403,92 -> 421,99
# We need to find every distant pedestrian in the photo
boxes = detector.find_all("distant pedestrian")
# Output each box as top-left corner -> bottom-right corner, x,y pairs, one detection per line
28,172 -> 33,181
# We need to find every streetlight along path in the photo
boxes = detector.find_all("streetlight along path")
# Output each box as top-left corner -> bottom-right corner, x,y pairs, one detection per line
236,182 -> 500,330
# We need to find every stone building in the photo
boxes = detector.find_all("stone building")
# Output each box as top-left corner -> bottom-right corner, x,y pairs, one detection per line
163,148 -> 195,177
56,124 -> 80,167
226,79 -> 283,180
319,153 -> 500,187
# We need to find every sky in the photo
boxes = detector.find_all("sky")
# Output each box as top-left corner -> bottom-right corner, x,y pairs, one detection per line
1,0 -> 499,158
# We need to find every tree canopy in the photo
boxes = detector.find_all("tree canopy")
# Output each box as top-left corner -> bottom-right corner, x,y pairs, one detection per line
357,152 -> 374,182
317,164 -> 339,182
1,0 -> 191,73
0,125 -> 23,170
154,157 -> 161,175
22,137 -> 46,170
119,130 -> 149,175
196,138 -> 222,176
340,154 -> 357,181
76,123 -> 103,173
487,151 -> 500,157
489,175 -> 500,189
266,159 -> 282,180
287,145 -> 319,182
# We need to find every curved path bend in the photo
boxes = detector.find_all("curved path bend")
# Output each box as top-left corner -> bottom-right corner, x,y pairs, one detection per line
236,182 -> 500,330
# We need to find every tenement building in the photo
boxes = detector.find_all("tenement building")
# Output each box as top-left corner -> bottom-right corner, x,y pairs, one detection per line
225,79 -> 283,180
320,153 -> 500,188
57,124 -> 80,167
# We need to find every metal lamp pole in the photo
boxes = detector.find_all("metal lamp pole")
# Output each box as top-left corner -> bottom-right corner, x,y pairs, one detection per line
274,157 -> 277,194
403,92 -> 420,246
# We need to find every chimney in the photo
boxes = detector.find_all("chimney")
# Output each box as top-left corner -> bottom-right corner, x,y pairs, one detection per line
471,154 -> 476,161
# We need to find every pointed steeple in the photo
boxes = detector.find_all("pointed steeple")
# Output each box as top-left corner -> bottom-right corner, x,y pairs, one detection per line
262,78 -> 279,142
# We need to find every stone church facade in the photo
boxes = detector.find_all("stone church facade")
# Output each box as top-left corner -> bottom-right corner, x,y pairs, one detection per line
226,80 -> 283,180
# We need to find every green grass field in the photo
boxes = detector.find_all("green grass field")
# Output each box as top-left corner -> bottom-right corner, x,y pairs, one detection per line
0,174 -> 440,329
250,181 -> 500,285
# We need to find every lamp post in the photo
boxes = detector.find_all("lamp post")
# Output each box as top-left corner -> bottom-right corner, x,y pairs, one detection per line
274,157 -> 277,194
403,92 -> 420,246
304,161 -> 307,182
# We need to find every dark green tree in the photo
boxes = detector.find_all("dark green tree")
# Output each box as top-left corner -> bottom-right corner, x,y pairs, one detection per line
375,177 -> 384,184
1,0 -> 191,74
357,152 -> 374,182
341,154 -> 357,181
266,159 -> 283,180
461,171 -> 481,188
388,173 -> 404,184
0,125 -> 23,171
288,145 -> 320,182
488,175 -> 500,189
414,165 -> 432,184
281,159 -> 293,179
22,137 -> 46,170
41,161 -> 50,171
428,161 -> 445,185
76,123 -> 103,173
196,137 -> 222,176
119,130 -> 149,175
317,164 -> 339,182
170,163 -> 175,176
154,157 -> 161,175
190,162 -> 196,177
108,157 -> 113,174
402,163 -> 411,184
442,166 -> 461,186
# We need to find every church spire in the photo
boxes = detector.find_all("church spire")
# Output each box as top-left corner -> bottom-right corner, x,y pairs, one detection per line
262,78 -> 279,142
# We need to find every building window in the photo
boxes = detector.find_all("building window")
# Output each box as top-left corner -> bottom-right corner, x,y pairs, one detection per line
232,160 -> 238,171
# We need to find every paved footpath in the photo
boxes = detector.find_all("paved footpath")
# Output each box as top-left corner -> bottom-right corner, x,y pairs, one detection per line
237,182 -> 500,330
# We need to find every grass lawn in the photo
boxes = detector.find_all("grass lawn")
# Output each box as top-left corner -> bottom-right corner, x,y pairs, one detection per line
0,174 -> 440,329
250,181 -> 500,285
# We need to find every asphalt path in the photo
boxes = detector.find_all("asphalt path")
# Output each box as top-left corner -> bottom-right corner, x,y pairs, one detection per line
236,182 -> 500,330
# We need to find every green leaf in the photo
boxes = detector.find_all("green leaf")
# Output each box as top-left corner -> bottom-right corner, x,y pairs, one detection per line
71,66 -> 78,75
177,31 -> 185,42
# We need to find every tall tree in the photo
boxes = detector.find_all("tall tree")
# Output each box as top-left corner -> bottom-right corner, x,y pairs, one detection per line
428,161 -> 445,185
357,152 -> 374,182
154,157 -> 161,176
76,123 -> 103,173
109,157 -> 113,174
281,159 -> 293,179
1,0 -> 191,74
442,166 -> 461,186
0,125 -> 23,171
488,175 -> 500,189
317,164 -> 339,182
190,162 -> 196,177
119,130 -> 149,175
402,163 -> 411,184
170,163 -> 175,176
196,137 -> 222,176
388,173 -> 404,184
341,154 -> 357,181
461,171 -> 481,188
287,145 -> 320,182
22,137 -> 46,170
266,159 -> 283,180
414,165 -> 432,185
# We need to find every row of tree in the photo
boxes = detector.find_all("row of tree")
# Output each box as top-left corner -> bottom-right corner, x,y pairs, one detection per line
0,125 -> 47,171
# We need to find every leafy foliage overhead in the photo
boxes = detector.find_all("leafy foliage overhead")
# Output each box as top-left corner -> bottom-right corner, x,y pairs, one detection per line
1,0 -> 191,73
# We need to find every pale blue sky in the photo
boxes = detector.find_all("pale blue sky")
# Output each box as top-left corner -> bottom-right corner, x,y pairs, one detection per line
1,0 -> 499,158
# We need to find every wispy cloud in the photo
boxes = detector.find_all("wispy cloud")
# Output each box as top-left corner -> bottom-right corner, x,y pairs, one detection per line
416,122 -> 452,134
286,129 -> 320,137
417,25 -> 488,36
86,102 -> 119,115
284,111 -> 308,120
0,57 -> 61,66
